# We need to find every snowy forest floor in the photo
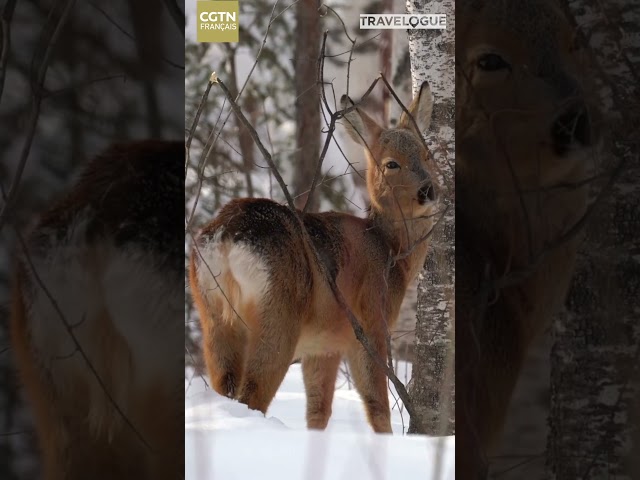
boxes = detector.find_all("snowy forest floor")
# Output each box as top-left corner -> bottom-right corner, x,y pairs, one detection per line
183,282 -> 548,479
185,362 -> 455,479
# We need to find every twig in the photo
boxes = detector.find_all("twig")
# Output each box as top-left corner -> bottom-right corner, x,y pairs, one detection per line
214,75 -> 296,210
1,177 -> 153,454
187,0 -> 290,228
44,74 -> 126,99
494,156 -> 626,290
185,92 -> 228,231
161,0 -> 185,36
0,0 -> 17,104
187,229 -> 260,340
186,76 -> 215,173
324,4 -> 355,44
303,116 -> 335,213
0,0 -> 75,234
378,73 -> 450,193
88,2 -> 183,70
12,231 -> 152,451
327,280 -> 424,427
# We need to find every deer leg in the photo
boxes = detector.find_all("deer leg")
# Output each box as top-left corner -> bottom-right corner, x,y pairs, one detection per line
302,353 -> 341,429
201,310 -> 247,399
458,302 -> 528,478
237,308 -> 299,413
346,336 -> 392,434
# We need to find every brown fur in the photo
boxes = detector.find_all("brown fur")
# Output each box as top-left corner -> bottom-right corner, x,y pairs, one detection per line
456,1 -> 595,475
189,84 -> 440,433
10,140 -> 183,479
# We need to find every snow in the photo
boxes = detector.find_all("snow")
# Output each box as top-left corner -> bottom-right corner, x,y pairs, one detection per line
185,362 -> 455,479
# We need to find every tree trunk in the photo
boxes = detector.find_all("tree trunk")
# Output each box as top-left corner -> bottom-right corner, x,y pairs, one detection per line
292,0 -> 321,212
379,0 -> 393,126
225,46 -> 256,198
406,0 -> 455,435
547,0 -> 640,478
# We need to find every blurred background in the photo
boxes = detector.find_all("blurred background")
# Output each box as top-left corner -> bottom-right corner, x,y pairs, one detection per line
0,1 -> 184,477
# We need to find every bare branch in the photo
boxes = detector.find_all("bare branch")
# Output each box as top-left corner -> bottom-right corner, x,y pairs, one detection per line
161,0 -> 185,36
186,78 -> 215,174
0,0 -> 76,234
214,76 -> 296,211
0,0 -> 17,103
11,231 -> 152,452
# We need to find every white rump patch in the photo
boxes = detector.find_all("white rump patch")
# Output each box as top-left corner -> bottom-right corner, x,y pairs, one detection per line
195,233 -> 270,312
23,210 -> 182,438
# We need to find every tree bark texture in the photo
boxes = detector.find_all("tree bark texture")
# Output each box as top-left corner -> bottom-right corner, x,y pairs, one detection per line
292,0 -> 321,212
547,1 -> 640,478
406,0 -> 455,436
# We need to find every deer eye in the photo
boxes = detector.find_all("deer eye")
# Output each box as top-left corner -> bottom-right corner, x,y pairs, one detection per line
385,161 -> 400,169
477,53 -> 511,71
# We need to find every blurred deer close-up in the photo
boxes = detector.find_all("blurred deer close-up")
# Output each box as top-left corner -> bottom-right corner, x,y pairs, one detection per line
189,83 -> 441,434
10,140 -> 184,480
456,0 -> 596,476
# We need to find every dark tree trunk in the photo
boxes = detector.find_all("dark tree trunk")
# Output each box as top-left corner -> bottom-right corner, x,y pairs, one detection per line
292,0 -> 321,212
547,1 -> 640,478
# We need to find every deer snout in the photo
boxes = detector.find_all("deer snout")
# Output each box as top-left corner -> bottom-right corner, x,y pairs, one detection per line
417,180 -> 437,205
551,103 -> 591,156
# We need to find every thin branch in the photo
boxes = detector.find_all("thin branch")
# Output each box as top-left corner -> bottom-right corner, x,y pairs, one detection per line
11,231 -> 152,452
494,156 -> 626,290
324,4 -> 355,44
161,0 -> 185,37
214,75 -> 296,210
378,73 -> 450,193
188,0 -> 293,225
43,74 -> 126,99
0,0 -> 17,104
303,115 -> 335,213
88,2 -> 183,70
187,230 -> 260,340
327,279 -> 424,427
0,0 -> 76,234
185,94 -> 228,231
186,77 -> 214,171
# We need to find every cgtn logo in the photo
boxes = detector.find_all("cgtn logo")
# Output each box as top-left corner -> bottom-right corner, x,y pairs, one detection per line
197,1 -> 239,43
360,14 -> 446,29
199,11 -> 238,29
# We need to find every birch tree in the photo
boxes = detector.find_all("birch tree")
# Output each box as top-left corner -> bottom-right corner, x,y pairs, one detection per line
547,0 -> 640,477
406,0 -> 455,435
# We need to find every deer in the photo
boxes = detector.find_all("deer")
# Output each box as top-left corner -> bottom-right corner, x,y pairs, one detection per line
456,0 -> 596,476
189,82 -> 440,434
10,140 -> 184,480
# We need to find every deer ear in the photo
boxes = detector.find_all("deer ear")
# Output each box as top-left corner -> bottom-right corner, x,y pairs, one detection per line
398,81 -> 433,135
340,95 -> 382,149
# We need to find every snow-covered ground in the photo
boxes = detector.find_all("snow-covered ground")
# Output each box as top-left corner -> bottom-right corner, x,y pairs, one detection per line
185,362 -> 454,479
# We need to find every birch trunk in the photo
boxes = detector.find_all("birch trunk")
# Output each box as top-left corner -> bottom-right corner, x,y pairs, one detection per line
547,0 -> 640,477
406,0 -> 455,435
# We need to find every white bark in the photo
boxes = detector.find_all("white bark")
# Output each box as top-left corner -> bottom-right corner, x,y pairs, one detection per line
548,0 -> 640,478
406,0 -> 455,435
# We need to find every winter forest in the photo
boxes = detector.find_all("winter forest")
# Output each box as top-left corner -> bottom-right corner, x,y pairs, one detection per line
185,0 -> 455,477
0,0 -> 638,479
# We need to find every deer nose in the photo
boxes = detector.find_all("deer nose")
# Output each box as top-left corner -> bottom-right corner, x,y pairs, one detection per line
551,103 -> 591,156
417,180 -> 436,204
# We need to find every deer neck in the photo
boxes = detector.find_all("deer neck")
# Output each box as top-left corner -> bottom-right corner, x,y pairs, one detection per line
369,207 -> 433,281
